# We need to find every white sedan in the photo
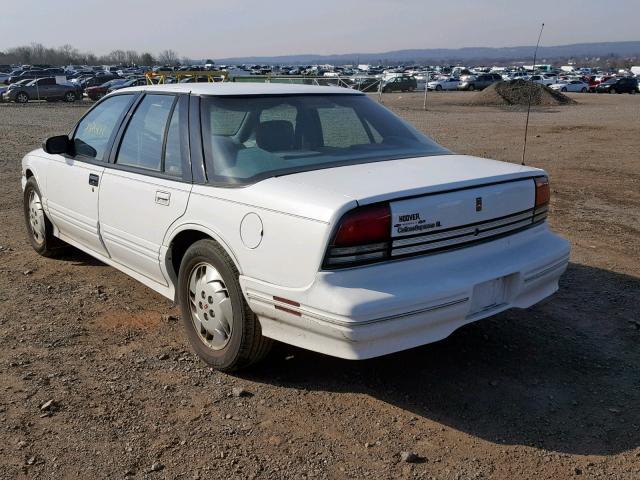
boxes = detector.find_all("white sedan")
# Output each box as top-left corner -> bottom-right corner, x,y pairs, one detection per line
530,75 -> 557,86
21,83 -> 570,370
549,80 -> 589,92
427,77 -> 460,91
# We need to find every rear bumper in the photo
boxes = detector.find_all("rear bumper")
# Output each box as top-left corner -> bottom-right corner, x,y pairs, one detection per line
241,223 -> 570,360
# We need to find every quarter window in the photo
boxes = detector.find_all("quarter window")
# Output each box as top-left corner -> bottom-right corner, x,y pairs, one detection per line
163,102 -> 183,177
116,94 -> 176,171
73,94 -> 133,160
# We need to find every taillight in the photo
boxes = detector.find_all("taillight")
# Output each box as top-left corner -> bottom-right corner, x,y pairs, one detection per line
534,176 -> 550,207
533,176 -> 550,223
324,204 -> 391,268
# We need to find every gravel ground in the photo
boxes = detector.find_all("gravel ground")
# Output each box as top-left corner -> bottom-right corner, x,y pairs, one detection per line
0,93 -> 639,480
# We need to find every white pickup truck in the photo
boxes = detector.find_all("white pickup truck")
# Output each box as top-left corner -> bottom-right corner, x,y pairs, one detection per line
22,83 -> 570,370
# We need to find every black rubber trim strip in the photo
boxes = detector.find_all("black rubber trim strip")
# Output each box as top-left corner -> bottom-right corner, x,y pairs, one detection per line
392,206 -> 536,242
392,215 -> 536,251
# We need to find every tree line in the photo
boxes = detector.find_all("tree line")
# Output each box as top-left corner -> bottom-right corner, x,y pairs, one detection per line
0,43 -> 183,66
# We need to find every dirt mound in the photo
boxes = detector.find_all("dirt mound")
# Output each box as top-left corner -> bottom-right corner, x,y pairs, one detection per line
471,79 -> 576,106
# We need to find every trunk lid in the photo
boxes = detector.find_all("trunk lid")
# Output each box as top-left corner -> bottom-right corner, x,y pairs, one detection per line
273,154 -> 542,206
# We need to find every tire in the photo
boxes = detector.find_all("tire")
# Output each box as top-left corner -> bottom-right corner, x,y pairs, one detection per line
468,84 -> 475,91
178,239 -> 272,371
610,88 -> 616,94
64,91 -> 76,103
435,85 -> 442,91
581,87 -> 587,93
23,177 -> 64,257
561,87 -> 567,92
15,92 -> 29,103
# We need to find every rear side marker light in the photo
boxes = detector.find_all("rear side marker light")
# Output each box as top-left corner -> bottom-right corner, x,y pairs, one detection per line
273,296 -> 301,316
273,296 -> 300,307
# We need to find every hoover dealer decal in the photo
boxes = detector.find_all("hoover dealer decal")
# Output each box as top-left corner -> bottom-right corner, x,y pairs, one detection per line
394,211 -> 441,234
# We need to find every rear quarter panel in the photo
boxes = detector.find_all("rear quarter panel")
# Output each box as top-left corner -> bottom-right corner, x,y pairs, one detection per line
175,185 -> 339,288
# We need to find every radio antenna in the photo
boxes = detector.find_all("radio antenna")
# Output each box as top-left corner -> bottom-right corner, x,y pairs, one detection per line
522,22 -> 545,166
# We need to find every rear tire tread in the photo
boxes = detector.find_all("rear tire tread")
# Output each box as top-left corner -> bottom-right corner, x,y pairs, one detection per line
178,239 -> 272,371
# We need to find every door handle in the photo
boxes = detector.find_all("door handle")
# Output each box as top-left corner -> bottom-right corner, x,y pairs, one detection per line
155,190 -> 171,206
89,173 -> 99,186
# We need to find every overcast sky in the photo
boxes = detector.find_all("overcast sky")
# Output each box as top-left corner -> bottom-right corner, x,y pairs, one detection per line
2,0 -> 637,59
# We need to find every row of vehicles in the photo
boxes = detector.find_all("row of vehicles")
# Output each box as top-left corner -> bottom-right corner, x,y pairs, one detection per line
0,64 -> 150,102
2,62 -> 638,103
426,72 -> 639,93
0,75 -> 145,103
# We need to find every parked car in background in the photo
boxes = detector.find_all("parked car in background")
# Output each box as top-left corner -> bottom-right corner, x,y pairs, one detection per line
85,79 -> 128,100
6,79 -> 34,90
106,77 -> 146,93
21,83 -> 569,370
180,76 -> 212,83
549,80 -> 589,93
349,76 -> 380,92
79,74 -> 121,90
595,77 -> 638,94
7,69 -> 49,84
382,75 -> 417,92
427,77 -> 460,91
3,77 -> 80,103
457,73 -> 502,91
530,75 -> 556,86
588,75 -> 613,92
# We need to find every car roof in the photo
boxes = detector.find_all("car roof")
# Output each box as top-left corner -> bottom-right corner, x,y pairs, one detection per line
117,82 -> 363,96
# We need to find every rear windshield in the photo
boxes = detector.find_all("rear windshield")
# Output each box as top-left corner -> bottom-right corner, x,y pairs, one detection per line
201,94 -> 449,185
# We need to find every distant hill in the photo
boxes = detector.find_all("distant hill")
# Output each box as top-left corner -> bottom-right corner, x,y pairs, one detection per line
215,41 -> 640,65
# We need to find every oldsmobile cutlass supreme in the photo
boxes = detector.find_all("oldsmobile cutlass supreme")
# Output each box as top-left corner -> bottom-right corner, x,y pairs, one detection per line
22,83 -> 570,370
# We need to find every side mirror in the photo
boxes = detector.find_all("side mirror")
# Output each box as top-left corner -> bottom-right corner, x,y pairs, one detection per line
42,135 -> 73,155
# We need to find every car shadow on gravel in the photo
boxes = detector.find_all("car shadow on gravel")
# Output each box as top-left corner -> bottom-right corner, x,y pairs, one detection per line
244,262 -> 640,456
56,247 -> 106,267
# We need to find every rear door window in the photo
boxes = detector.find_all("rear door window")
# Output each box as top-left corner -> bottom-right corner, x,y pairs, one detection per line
116,94 -> 176,172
